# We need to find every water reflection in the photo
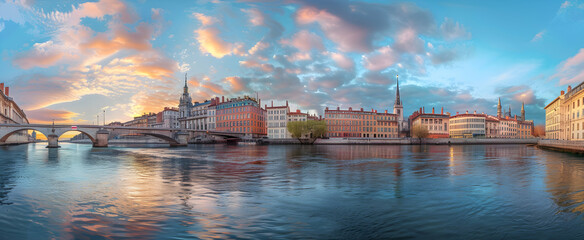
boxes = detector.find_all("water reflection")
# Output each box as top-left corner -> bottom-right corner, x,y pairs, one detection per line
2,143 -> 584,238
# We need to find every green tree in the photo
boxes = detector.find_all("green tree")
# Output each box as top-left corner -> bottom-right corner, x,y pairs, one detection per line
287,120 -> 327,144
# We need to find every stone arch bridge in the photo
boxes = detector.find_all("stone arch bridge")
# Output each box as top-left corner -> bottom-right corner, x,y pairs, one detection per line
0,124 -> 245,148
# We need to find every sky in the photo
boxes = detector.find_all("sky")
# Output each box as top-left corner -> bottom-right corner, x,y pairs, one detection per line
1,0 -> 584,126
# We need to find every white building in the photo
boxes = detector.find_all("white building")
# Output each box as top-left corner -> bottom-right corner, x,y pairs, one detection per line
266,101 -> 290,139
159,107 -> 179,128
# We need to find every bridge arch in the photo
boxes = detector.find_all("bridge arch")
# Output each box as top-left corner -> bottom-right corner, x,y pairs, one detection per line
58,130 -> 97,144
0,128 -> 50,143
109,132 -> 181,145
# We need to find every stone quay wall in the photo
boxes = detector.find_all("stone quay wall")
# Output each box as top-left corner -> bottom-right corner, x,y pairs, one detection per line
537,139 -> 584,153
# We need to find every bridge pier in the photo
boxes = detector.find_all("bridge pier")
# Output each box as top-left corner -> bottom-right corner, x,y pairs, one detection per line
46,134 -> 60,148
172,132 -> 190,147
93,129 -> 109,147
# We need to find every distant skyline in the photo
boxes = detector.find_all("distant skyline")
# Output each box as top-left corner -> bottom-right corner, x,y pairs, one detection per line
2,0 -> 584,125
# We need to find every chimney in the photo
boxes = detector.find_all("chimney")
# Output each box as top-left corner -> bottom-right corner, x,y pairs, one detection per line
568,85 -> 572,92
423,107 -> 425,113
447,112 -> 451,116
337,106 -> 340,110
222,96 -> 225,102
385,110 -> 388,113
265,104 -> 267,109
0,83 -> 3,94
371,108 -> 374,112
4,87 -> 8,97
259,99 -> 261,106
474,110 -> 476,114
514,115 -> 517,120
296,109 -> 300,113
441,107 -> 444,114
466,110 -> 469,114
561,90 -> 565,95
420,107 -> 422,113
349,107 -> 352,111
360,108 -> 363,111
326,107 -> 329,110
432,107 -> 435,114
271,101 -> 273,107
286,100 -> 288,107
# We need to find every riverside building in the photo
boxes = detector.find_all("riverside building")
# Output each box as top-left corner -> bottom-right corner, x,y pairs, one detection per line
0,83 -> 30,144
544,96 -> 561,139
215,96 -> 267,137
266,101 -> 290,139
408,107 -> 450,138
324,107 -> 398,138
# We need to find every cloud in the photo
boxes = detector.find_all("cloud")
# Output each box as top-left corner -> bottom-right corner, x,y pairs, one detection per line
280,30 -> 324,52
552,48 -> 584,85
195,28 -> 236,58
362,46 -> 398,71
328,52 -> 354,70
286,52 -> 311,62
531,30 -> 545,42
0,22 -> 4,32
13,41 -> 64,69
242,8 -> 283,40
429,48 -> 459,65
440,17 -> 471,41
193,13 -> 217,26
393,28 -> 425,54
295,6 -> 369,52
26,108 -> 79,124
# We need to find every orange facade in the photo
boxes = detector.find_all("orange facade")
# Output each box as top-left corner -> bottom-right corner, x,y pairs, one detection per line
324,107 -> 399,138
215,97 -> 267,136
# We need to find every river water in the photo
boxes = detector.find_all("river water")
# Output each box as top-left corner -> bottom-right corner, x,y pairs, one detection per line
1,143 -> 584,239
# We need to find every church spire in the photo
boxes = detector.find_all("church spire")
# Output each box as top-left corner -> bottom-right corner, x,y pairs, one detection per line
183,73 -> 188,94
521,102 -> 525,121
497,97 -> 502,118
395,75 -> 401,106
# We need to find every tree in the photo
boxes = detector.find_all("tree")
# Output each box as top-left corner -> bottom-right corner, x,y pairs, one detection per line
533,125 -> 545,138
287,120 -> 327,144
411,124 -> 429,144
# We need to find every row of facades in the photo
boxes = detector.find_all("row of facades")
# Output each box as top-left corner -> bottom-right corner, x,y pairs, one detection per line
545,83 -> 584,140
0,83 -> 31,143
121,75 -> 535,139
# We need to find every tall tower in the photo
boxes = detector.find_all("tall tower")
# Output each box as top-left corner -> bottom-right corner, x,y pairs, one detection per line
179,73 -> 193,119
497,97 -> 502,118
393,75 -> 405,133
520,102 -> 525,121
508,105 -> 512,118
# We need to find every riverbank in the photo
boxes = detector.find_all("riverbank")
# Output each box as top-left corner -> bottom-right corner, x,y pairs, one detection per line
266,138 -> 538,145
537,139 -> 584,154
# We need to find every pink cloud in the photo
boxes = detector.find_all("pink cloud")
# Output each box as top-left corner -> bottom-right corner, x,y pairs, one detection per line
328,52 -> 354,70
295,6 -> 369,52
393,28 -> 425,54
553,48 -> 584,85
281,30 -> 324,52
26,109 -> 79,124
286,52 -> 311,62
362,46 -> 398,71
193,13 -> 218,26
195,28 -> 234,58
13,41 -> 64,69
242,8 -> 264,26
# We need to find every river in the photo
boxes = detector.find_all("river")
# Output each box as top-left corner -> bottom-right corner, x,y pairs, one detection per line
1,143 -> 584,239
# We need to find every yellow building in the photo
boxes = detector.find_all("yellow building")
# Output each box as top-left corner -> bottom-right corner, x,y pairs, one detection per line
449,112 -> 486,138
545,97 -> 561,140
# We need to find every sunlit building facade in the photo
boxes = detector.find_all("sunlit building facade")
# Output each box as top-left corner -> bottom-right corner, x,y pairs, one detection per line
408,107 -> 450,138
449,112 -> 486,138
324,107 -> 398,138
545,97 -> 561,139
266,101 -> 290,139
215,96 -> 267,137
